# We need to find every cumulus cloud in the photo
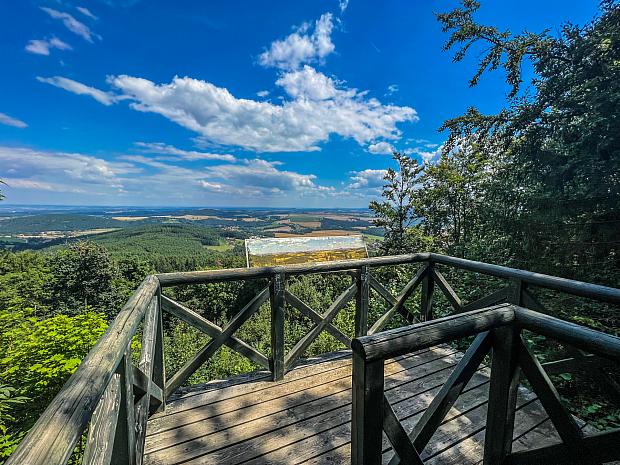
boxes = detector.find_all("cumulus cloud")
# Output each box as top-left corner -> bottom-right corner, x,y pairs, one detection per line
76,6 -> 98,20
405,144 -> 443,163
339,0 -> 350,13
0,146 -> 137,195
387,84 -> 399,95
37,76 -> 119,106
347,169 -> 387,190
0,112 -> 27,128
259,13 -> 335,70
367,141 -> 395,155
25,37 -> 72,56
40,7 -> 98,42
256,90 -> 270,97
105,72 -> 416,152
134,142 -> 236,162
203,159 -> 332,195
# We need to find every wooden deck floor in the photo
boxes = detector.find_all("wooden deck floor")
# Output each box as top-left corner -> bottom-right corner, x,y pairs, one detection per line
144,346 -> 562,465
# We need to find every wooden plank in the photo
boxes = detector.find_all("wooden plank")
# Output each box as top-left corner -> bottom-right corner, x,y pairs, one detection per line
405,331 -> 492,457
483,326 -> 521,464
146,349 -> 459,450
285,282 -> 357,370
356,266 -> 370,337
433,269 -> 462,313
112,350 -> 137,465
355,305 -> 515,362
506,428 -> 620,465
161,295 -> 269,369
5,275 -> 158,465
461,287 -> 509,313
83,374 -> 122,465
369,265 -> 428,335
270,273 -> 286,381
517,337 -> 583,445
165,287 -> 269,397
284,290 -> 350,346
382,396 -> 424,465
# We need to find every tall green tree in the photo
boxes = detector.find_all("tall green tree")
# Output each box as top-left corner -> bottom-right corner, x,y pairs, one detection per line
436,0 -> 620,281
369,152 -> 425,254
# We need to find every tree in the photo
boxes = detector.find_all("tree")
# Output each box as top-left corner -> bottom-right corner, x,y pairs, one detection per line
369,152 -> 425,254
436,0 -> 620,281
47,241 -> 120,316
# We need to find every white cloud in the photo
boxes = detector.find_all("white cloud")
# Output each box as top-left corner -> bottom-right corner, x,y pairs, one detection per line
37,76 -> 119,106
134,142 -> 236,162
259,13 -> 335,70
347,169 -> 386,190
339,0 -> 350,13
76,6 -> 98,20
203,159 -> 333,196
106,72 -> 416,152
275,65 -> 338,100
0,112 -> 27,129
40,7 -> 98,42
387,84 -> 399,95
0,146 -> 137,195
256,90 -> 270,97
405,144 -> 443,163
368,141 -> 395,154
25,37 -> 72,56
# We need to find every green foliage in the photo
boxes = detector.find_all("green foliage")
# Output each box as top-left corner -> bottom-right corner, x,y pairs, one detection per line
47,241 -> 120,316
370,152 -> 425,254
0,312 -> 108,428
0,385 -> 27,461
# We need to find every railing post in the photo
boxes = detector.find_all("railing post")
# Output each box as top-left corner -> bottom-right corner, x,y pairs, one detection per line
270,272 -> 286,381
351,349 -> 384,465
483,325 -> 520,464
355,266 -> 369,337
151,286 -> 165,413
421,262 -> 435,321
508,278 -> 524,305
111,348 -> 137,465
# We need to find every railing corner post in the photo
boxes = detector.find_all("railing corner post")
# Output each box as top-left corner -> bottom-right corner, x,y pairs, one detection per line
351,347 -> 384,465
152,286 -> 166,413
483,325 -> 521,464
421,262 -> 435,321
508,277 -> 524,306
355,266 -> 370,337
270,272 -> 286,381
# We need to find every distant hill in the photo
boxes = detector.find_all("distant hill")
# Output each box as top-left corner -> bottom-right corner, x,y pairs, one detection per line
0,214 -> 144,234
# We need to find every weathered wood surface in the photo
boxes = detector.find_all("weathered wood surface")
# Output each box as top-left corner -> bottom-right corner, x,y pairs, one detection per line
143,347 -> 561,465
5,275 -> 159,465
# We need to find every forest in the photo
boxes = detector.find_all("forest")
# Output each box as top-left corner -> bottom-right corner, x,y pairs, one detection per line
0,0 -> 619,461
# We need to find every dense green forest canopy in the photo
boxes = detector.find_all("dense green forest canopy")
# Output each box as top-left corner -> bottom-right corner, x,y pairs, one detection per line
0,1 -> 619,461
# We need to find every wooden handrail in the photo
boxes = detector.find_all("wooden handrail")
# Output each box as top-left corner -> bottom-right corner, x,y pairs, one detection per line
350,305 -> 620,465
8,252 -> 620,465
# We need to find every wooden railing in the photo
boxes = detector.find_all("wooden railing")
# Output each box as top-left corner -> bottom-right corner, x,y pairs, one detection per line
351,305 -> 620,464
7,253 -> 620,465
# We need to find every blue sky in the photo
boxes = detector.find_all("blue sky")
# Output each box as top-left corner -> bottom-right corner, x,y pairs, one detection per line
0,0 -> 599,207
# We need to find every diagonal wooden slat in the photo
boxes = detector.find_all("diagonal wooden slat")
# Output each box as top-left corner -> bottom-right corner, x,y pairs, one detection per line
161,295 -> 269,369
284,290 -> 351,346
461,286 -> 509,313
83,374 -> 122,465
432,269 -> 463,313
402,331 -> 491,461
165,287 -> 269,397
369,265 -> 428,335
382,395 -> 424,465
518,337 -> 583,445
284,282 -> 357,370
521,288 -> 547,313
367,272 -> 397,307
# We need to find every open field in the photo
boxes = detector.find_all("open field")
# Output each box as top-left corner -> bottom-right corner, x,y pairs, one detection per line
274,229 -> 360,237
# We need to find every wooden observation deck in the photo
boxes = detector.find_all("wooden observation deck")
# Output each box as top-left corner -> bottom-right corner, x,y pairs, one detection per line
7,253 -> 620,465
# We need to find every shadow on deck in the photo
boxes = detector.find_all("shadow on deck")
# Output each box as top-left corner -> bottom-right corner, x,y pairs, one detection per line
144,348 -> 558,465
